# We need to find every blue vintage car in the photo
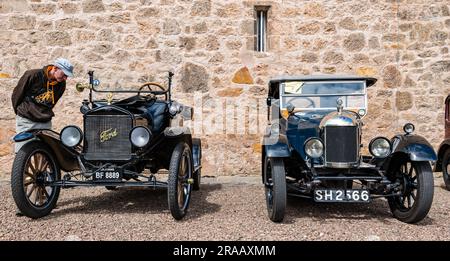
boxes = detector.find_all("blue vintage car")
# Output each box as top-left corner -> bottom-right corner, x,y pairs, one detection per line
262,75 -> 436,224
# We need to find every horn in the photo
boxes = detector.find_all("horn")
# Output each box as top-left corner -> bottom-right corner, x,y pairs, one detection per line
76,83 -> 90,93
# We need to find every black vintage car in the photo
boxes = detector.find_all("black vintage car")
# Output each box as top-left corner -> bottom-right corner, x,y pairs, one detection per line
262,75 -> 437,223
11,71 -> 201,220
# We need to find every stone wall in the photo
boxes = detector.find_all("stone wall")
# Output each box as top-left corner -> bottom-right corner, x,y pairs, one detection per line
0,0 -> 449,177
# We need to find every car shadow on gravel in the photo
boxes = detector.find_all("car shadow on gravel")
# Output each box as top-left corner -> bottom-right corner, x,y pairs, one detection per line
46,184 -> 222,220
283,196 -> 403,224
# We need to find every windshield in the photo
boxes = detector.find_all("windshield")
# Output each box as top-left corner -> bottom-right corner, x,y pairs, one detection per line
280,81 -> 366,110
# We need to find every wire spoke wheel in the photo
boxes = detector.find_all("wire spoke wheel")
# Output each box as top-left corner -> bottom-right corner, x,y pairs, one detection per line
168,142 -> 193,220
11,141 -> 60,219
388,159 -> 433,223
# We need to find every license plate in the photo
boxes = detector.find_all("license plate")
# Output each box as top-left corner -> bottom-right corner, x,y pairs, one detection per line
314,189 -> 370,203
93,167 -> 122,181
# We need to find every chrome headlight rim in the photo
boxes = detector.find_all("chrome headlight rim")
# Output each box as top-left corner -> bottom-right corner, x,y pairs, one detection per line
60,125 -> 83,148
304,137 -> 324,159
403,123 -> 415,135
369,136 -> 392,158
129,126 -> 152,148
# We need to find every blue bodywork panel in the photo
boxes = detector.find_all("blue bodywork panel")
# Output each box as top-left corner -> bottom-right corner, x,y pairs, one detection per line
391,135 -> 437,161
285,110 -> 331,160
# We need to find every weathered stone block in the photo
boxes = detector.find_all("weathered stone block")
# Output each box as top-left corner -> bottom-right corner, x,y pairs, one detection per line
55,18 -> 87,30
31,3 -> 56,14
383,65 -> 401,88
217,88 -> 243,97
299,52 -> 318,63
226,40 -> 243,50
191,0 -> 211,16
339,17 -> 357,30
205,35 -> 220,50
343,33 -> 365,52
232,67 -> 253,84
216,3 -> 240,18
193,22 -> 208,34
430,60 -> 450,73
323,51 -> 344,65
82,0 -> 105,13
163,19 -> 181,35
59,2 -> 79,14
45,31 -> 72,46
9,16 -> 36,30
297,22 -> 321,35
303,2 -> 326,18
180,62 -> 209,93
0,0 -> 29,13
179,37 -> 196,51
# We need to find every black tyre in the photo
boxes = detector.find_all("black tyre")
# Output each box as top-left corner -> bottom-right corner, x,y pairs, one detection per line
168,142 -> 193,220
264,157 -> 286,222
387,160 -> 434,223
441,150 -> 450,190
11,141 -> 61,219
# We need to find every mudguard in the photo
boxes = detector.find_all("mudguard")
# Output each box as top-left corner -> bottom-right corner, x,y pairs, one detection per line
434,139 -> 450,172
390,134 -> 437,162
13,129 -> 80,172
263,134 -> 291,158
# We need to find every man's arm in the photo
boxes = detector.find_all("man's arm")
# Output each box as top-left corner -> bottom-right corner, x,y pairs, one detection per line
11,72 -> 31,114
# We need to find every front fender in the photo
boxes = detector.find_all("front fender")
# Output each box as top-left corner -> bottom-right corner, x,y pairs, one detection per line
14,129 -> 81,172
390,134 -> 437,162
263,134 -> 291,158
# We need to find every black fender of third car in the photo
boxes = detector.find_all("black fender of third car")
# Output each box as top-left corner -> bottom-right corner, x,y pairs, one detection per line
383,134 -> 437,170
435,139 -> 450,172
13,129 -> 80,172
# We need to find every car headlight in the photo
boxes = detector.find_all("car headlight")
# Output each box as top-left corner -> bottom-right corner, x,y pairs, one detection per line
60,126 -> 83,147
403,123 -> 415,134
169,102 -> 182,116
130,126 -> 152,148
358,109 -> 366,116
304,138 -> 324,158
369,137 -> 391,158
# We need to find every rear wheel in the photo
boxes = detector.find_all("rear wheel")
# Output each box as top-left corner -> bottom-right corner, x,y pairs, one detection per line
168,142 -> 193,220
264,157 -> 286,222
441,150 -> 450,190
11,141 -> 61,219
387,160 -> 434,223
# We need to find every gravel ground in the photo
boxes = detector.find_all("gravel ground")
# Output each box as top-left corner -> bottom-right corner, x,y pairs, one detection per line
0,175 -> 449,241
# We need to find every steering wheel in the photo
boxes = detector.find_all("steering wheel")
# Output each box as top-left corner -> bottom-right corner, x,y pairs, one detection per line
303,97 -> 316,108
138,82 -> 168,100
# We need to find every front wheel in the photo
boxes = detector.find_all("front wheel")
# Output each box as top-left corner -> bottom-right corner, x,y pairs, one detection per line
441,150 -> 450,190
387,160 -> 434,223
168,142 -> 193,220
264,157 -> 286,222
11,141 -> 61,219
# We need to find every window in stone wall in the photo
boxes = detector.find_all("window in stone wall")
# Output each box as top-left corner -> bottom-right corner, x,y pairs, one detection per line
255,6 -> 270,52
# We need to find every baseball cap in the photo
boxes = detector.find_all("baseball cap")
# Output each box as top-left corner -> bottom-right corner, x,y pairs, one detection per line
54,58 -> 74,77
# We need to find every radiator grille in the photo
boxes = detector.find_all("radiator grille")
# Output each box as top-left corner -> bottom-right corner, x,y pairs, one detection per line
84,113 -> 132,161
324,126 -> 358,164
